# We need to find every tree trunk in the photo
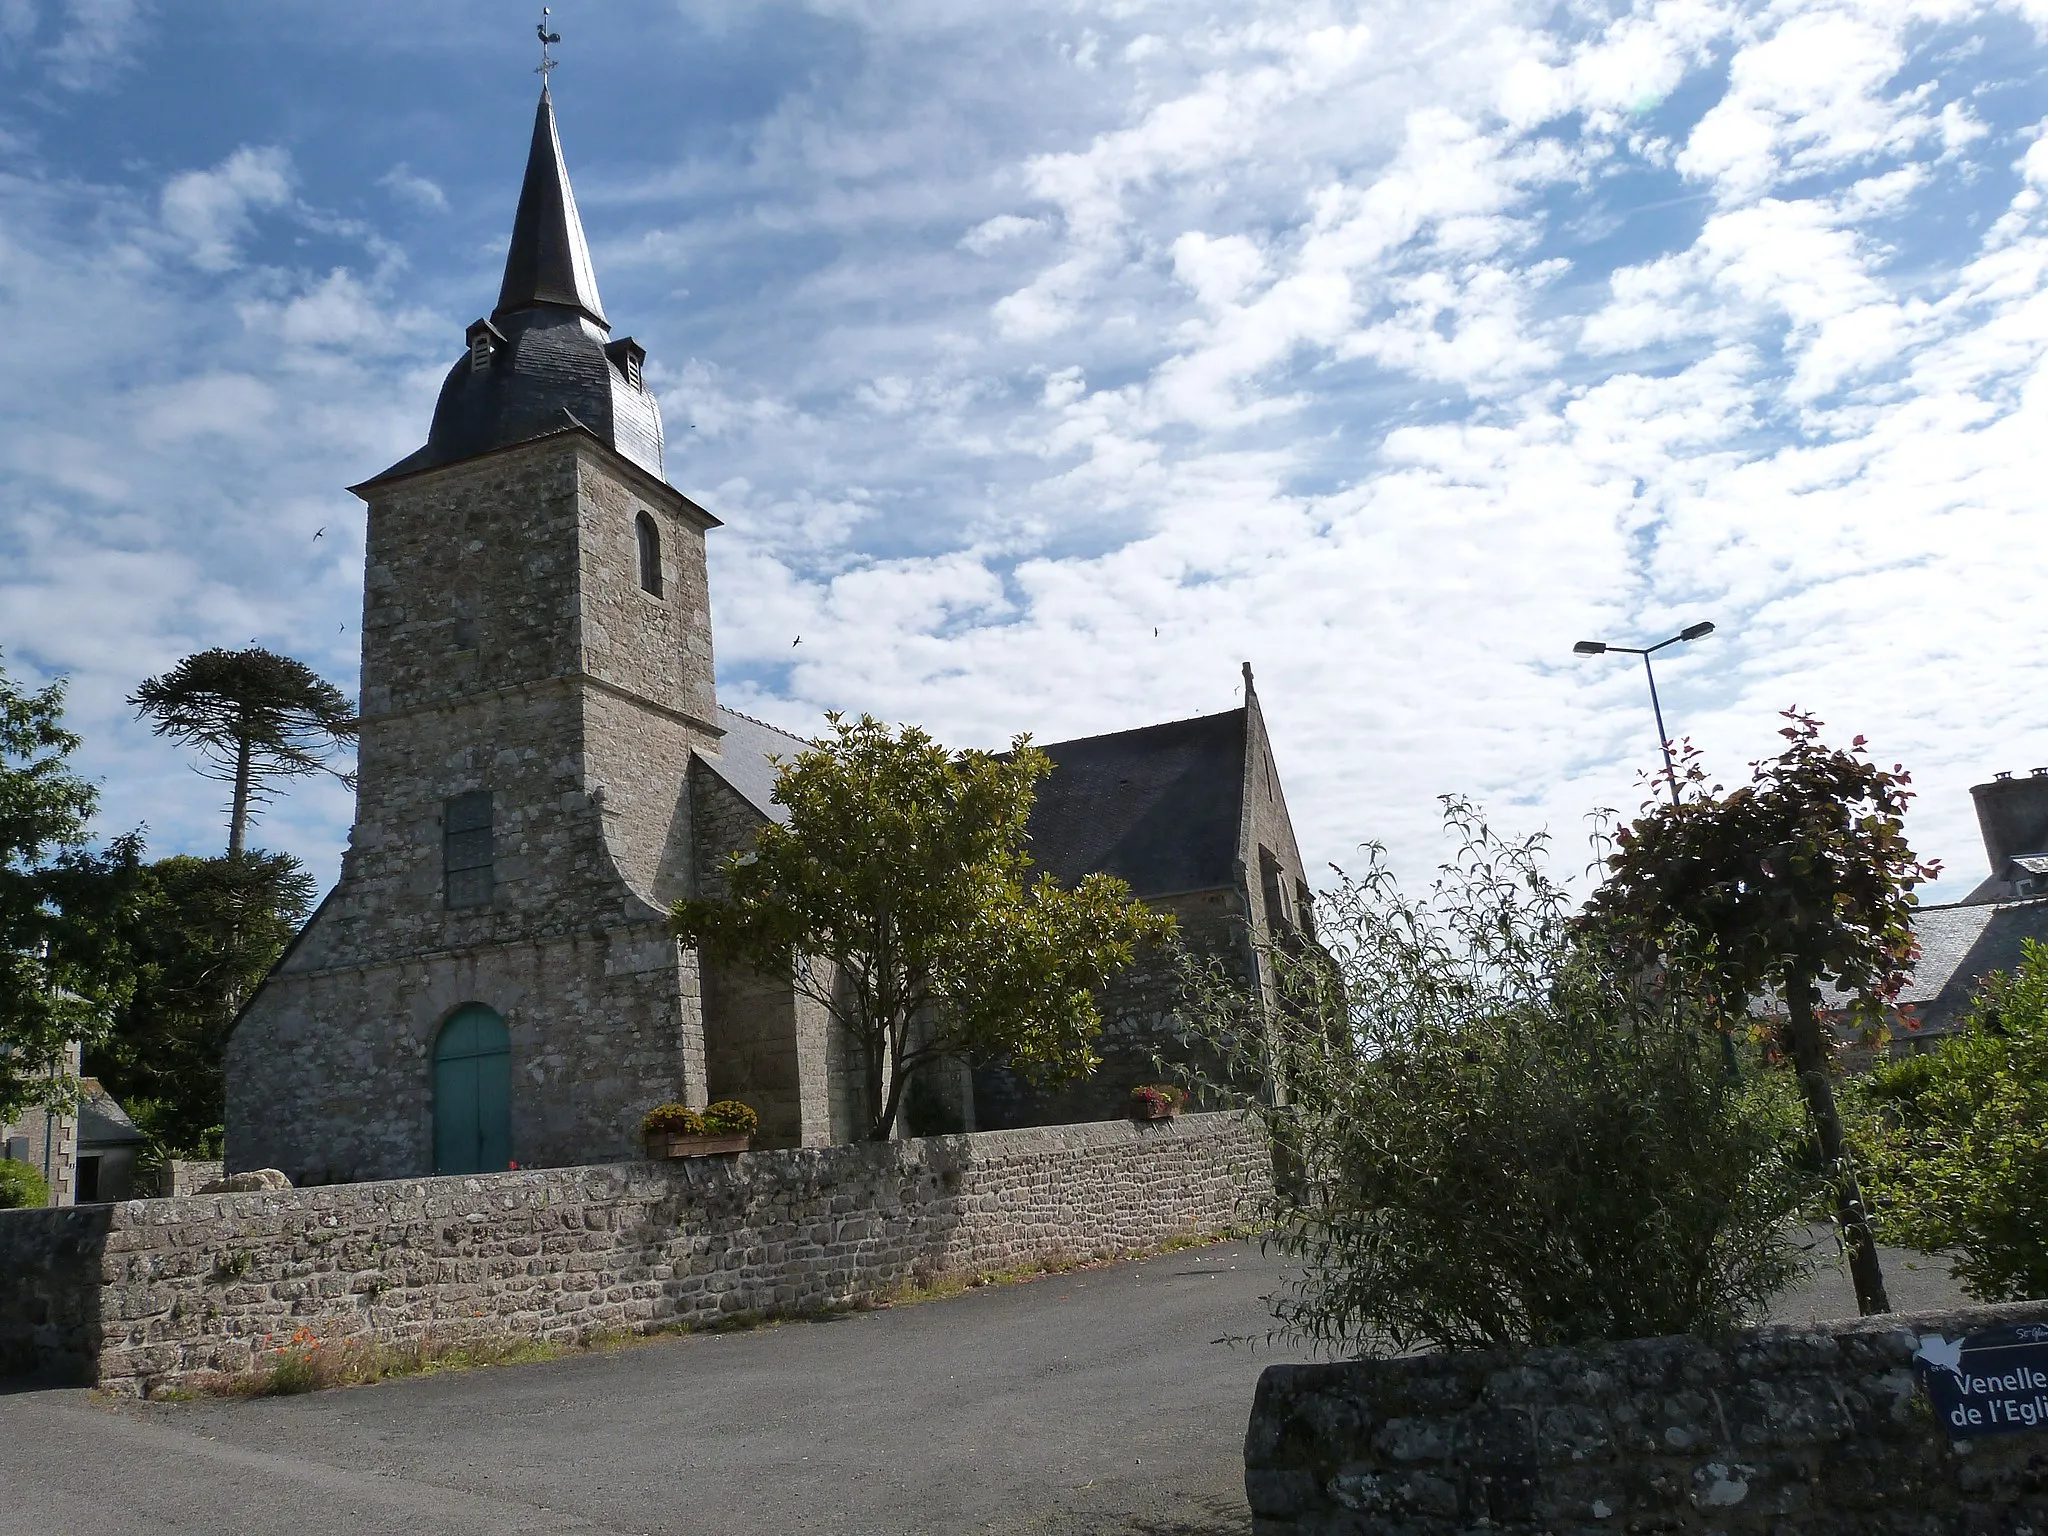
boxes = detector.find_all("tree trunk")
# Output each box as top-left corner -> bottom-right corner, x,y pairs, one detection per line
1783,971 -> 1890,1315
227,729 -> 254,856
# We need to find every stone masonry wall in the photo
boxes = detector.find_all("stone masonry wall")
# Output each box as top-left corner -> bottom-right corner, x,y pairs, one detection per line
0,1112 -> 1266,1398
974,889 -> 1255,1130
228,919 -> 703,1183
1246,1300 -> 2048,1535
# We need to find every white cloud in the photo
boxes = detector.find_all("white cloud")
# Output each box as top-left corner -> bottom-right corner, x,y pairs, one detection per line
960,214 -> 1045,254
39,0 -> 147,91
160,145 -> 294,272
377,162 -> 448,212
7,0 -> 2048,915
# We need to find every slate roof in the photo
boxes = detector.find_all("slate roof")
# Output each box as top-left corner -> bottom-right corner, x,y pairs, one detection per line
1901,899 -> 2048,1031
496,88 -> 607,328
701,707 -> 810,825
361,89 -> 664,486
1024,709 -> 1247,897
1820,897 -> 2048,1033
77,1079 -> 145,1150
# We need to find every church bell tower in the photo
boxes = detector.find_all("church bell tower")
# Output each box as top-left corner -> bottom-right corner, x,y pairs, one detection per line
226,87 -> 726,1182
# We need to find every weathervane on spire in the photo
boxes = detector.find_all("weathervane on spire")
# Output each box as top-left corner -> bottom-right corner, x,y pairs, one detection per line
536,8 -> 562,86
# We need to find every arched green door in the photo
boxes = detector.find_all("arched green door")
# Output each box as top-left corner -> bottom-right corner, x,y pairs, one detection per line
433,1004 -> 511,1174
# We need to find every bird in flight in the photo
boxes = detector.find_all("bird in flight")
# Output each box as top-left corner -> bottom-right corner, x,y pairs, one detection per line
792,636 -> 802,647
313,527 -> 326,541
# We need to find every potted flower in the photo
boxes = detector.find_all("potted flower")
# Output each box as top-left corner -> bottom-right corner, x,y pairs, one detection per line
642,1100 -> 759,1159
1130,1084 -> 1183,1122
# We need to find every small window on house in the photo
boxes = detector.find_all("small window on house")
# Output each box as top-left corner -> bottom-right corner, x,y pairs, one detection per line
624,352 -> 642,389
469,332 -> 494,373
444,790 -> 494,909
635,512 -> 663,597
1294,878 -> 1315,941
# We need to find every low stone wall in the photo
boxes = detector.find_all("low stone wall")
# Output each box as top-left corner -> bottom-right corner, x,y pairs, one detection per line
0,1112 -> 1263,1397
1246,1300 -> 2048,1534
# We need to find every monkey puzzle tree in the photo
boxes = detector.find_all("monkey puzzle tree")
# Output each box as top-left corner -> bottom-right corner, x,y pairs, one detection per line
130,647 -> 358,855
0,654 -> 144,1121
671,714 -> 1175,1141
90,850 -> 316,1157
1583,712 -> 1938,1316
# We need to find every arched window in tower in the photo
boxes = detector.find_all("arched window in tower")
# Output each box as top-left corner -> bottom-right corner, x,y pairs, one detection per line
636,512 -> 663,597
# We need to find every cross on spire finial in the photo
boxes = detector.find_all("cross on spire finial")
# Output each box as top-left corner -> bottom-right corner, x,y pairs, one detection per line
536,8 -> 561,86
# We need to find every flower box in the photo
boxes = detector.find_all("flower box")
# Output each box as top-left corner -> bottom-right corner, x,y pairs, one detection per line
646,1132 -> 752,1159
1130,1084 -> 1184,1122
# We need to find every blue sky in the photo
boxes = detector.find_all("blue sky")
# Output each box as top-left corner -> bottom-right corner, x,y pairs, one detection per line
3,0 -> 2046,904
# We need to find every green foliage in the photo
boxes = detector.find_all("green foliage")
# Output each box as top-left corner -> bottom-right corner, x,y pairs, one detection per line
1581,713 -> 1937,1316
1854,941 -> 2048,1302
1178,800 -> 1817,1354
130,647 -> 358,855
672,714 -> 1174,1140
0,652 -> 146,1123
700,1100 -> 759,1137
88,851 -> 314,1158
642,1103 -> 705,1136
0,1157 -> 51,1209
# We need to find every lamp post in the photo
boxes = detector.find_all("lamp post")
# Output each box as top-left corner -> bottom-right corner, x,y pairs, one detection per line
1573,621 -> 1716,806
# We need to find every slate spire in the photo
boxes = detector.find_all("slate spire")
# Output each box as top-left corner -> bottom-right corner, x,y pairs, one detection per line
494,86 -> 608,330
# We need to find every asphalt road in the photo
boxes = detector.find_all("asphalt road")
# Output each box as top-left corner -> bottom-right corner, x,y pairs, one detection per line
0,1235 -> 1968,1536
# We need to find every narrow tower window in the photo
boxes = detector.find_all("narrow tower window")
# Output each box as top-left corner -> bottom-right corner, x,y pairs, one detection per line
444,791 -> 494,909
636,512 -> 662,597
469,332 -> 493,372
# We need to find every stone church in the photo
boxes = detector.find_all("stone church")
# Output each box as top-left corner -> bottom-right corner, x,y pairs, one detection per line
225,89 -> 1310,1184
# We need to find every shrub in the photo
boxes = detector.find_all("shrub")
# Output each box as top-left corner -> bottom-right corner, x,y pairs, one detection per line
0,1158 -> 50,1209
1853,940 -> 2048,1302
701,1100 -> 759,1137
1130,1084 -> 1182,1113
641,1103 -> 704,1137
1177,799 -> 1818,1354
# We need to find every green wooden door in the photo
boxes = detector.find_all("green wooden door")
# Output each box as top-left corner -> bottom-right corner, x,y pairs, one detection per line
433,1004 -> 511,1174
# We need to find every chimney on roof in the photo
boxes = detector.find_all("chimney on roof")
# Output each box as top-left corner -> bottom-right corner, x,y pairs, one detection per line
1971,771 -> 2048,875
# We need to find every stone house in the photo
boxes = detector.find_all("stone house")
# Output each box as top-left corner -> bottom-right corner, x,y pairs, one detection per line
224,87 -> 1310,1183
2,1055 -> 147,1207
1818,768 -> 2048,1065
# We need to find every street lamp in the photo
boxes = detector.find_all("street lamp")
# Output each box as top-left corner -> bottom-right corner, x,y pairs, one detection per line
1572,621 -> 1716,806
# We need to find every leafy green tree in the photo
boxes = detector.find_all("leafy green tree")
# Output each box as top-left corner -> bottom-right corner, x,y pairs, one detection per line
0,1157 -> 50,1209
1854,941 -> 2048,1302
1583,713 -> 1938,1316
672,714 -> 1175,1141
0,654 -> 144,1121
1178,799 -> 1816,1353
130,647 -> 357,855
89,851 -> 315,1157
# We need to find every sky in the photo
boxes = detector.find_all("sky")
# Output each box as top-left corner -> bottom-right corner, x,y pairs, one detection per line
1,0 -> 2045,907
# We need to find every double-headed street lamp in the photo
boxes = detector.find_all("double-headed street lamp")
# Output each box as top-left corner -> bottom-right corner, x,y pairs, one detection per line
1573,621 -> 1716,806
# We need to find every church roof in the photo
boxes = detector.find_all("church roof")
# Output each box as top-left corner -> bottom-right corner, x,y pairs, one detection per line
702,707 -> 810,825
1025,709 -> 1247,898
359,88 -> 663,488
496,88 -> 607,329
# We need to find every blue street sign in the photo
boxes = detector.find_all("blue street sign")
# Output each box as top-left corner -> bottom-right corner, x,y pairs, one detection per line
1915,1324 -> 2048,1438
